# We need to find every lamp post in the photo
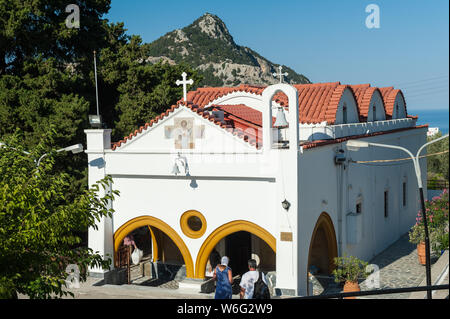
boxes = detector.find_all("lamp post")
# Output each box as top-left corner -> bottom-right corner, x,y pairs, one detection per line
1,142 -> 84,168
347,134 -> 449,299
36,144 -> 84,168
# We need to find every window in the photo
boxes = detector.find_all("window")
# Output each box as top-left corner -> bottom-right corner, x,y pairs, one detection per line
384,190 -> 389,218
180,210 -> 207,238
395,103 -> 399,119
372,105 -> 377,121
342,104 -> 348,124
402,181 -> 407,207
356,202 -> 362,214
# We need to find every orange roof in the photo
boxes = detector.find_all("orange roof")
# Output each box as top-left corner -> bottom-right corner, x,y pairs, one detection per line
379,87 -> 407,117
112,82 -> 412,151
350,85 -> 385,120
111,101 -> 262,150
188,82 -> 361,125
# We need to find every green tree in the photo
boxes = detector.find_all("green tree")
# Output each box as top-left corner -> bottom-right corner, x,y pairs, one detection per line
112,60 -> 202,140
427,132 -> 449,181
0,57 -> 91,198
0,0 -> 111,76
0,130 -> 119,299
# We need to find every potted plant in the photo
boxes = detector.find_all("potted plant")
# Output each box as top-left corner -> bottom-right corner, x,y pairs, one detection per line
332,255 -> 369,299
409,190 -> 449,264
408,217 -> 426,265
428,189 -> 449,254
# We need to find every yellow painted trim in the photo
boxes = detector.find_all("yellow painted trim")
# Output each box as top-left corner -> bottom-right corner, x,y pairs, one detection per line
307,212 -> 338,275
180,210 -> 207,239
194,220 -> 276,279
148,226 -> 158,263
114,215 -> 194,278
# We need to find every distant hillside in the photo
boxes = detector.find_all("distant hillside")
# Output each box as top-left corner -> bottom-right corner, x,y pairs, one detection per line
143,13 -> 310,87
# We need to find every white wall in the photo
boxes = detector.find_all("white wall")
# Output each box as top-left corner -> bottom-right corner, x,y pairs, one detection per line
110,175 -> 278,266
298,127 -> 427,272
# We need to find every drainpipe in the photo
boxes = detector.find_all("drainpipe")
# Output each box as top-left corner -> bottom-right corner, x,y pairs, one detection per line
335,147 -> 345,256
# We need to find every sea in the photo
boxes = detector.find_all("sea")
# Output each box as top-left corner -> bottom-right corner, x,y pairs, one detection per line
413,109 -> 449,135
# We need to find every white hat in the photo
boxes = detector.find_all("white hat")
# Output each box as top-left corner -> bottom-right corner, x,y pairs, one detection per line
221,256 -> 229,266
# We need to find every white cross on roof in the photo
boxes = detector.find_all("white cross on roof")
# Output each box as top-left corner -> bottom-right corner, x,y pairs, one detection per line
176,72 -> 194,102
273,66 -> 288,83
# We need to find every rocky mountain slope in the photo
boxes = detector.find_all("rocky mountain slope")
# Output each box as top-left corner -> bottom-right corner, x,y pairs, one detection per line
143,13 -> 310,87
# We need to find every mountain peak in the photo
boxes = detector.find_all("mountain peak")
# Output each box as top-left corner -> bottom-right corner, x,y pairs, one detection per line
144,14 -> 310,87
188,12 -> 235,45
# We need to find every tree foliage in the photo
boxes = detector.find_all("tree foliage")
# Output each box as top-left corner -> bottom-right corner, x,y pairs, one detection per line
0,1 -> 202,195
427,132 -> 449,181
0,131 -> 119,299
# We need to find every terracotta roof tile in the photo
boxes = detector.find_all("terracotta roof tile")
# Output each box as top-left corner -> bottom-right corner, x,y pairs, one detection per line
112,82 -> 412,150
379,87 -> 407,118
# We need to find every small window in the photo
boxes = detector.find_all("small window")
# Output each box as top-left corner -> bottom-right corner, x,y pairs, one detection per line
343,104 -> 348,124
356,202 -> 362,214
402,182 -> 407,207
395,104 -> 399,118
384,190 -> 389,218
372,105 -> 377,121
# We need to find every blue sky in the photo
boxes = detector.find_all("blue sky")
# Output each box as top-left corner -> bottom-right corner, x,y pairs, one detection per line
105,0 -> 449,112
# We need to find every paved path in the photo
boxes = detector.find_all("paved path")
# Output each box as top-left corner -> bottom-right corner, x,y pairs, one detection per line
358,233 -> 440,298
18,233 -> 448,299
358,234 -> 447,299
313,233 -> 448,299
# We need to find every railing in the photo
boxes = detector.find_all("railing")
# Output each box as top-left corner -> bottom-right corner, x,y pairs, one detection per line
428,180 -> 449,190
116,245 -> 132,284
293,284 -> 449,299
299,118 -> 416,142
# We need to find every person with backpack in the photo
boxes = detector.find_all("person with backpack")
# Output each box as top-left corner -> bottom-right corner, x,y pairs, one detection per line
239,259 -> 270,299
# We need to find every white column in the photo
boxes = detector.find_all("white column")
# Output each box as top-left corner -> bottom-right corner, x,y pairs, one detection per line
84,129 -> 114,276
261,84 -> 304,295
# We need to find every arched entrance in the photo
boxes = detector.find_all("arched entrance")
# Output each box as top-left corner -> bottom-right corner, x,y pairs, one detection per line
195,220 -> 276,279
113,215 -> 194,278
307,212 -> 338,275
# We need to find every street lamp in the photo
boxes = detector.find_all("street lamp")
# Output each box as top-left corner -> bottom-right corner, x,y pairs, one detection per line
347,134 -> 449,299
36,144 -> 84,168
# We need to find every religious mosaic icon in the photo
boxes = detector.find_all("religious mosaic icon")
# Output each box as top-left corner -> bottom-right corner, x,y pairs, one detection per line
165,118 -> 205,149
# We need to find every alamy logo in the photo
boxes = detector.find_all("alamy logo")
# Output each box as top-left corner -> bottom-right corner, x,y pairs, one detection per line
65,264 -> 80,289
365,264 -> 380,289
65,4 -> 80,29
365,4 -> 380,29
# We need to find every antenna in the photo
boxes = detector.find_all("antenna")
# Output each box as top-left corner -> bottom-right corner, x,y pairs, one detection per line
94,50 -> 100,117
89,50 -> 102,128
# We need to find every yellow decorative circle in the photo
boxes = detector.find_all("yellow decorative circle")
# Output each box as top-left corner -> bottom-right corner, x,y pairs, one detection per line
180,210 -> 207,239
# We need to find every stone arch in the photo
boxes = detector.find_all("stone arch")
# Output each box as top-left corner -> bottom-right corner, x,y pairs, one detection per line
194,220 -> 276,278
307,212 -> 338,275
113,215 -> 194,278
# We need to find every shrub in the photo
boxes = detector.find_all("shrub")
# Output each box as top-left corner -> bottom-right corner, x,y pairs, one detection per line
409,189 -> 449,252
332,255 -> 370,284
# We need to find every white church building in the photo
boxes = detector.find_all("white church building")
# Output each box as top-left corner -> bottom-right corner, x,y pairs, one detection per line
85,76 -> 427,296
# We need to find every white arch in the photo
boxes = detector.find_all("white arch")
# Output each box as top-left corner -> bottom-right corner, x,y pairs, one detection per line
205,91 -> 284,112
368,90 -> 387,122
392,94 -> 407,119
335,88 -> 360,124
261,84 -> 299,153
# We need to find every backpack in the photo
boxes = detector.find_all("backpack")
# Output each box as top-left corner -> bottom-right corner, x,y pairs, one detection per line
252,271 -> 271,299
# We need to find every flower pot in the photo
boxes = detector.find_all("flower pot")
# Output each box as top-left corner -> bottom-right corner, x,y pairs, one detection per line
343,281 -> 360,299
417,242 -> 426,265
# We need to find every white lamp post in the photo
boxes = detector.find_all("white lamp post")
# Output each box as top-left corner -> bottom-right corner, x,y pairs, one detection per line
347,134 -> 449,299
36,144 -> 84,168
